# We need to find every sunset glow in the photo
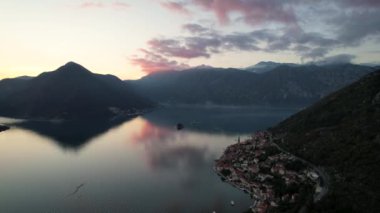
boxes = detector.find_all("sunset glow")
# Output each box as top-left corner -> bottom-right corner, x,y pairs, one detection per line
1,0 -> 379,80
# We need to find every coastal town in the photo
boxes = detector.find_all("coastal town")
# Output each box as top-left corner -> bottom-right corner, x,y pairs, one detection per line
215,131 -> 322,212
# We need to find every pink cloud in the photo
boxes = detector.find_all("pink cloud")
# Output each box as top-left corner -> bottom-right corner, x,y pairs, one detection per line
198,0 -> 297,25
112,2 -> 130,9
161,1 -> 190,14
79,1 -> 129,10
161,0 -> 297,26
160,0 -> 380,26
79,2 -> 104,9
130,49 -> 190,74
132,22 -> 340,64
148,38 -> 213,58
182,23 -> 211,34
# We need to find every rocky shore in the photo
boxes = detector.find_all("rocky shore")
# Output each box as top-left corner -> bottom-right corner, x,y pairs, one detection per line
0,124 -> 10,132
214,131 -> 322,212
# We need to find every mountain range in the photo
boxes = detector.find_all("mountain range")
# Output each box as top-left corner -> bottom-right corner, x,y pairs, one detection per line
0,61 -> 376,119
0,62 -> 153,119
128,63 -> 375,106
270,69 -> 380,212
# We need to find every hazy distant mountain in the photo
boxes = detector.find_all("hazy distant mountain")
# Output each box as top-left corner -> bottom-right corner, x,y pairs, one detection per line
0,62 -> 153,119
271,69 -> 380,212
245,61 -> 298,73
359,63 -> 380,68
129,63 -> 374,107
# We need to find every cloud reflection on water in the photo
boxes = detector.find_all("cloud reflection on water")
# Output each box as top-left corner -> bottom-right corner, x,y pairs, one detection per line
131,119 -> 217,190
131,120 -> 213,171
132,122 -> 175,145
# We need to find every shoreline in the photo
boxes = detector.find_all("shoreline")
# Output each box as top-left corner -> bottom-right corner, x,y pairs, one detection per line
0,124 -> 10,132
214,131 -> 326,212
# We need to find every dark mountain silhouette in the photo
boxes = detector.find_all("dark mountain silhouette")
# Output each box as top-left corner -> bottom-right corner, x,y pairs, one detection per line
270,70 -> 380,212
128,63 -> 374,107
0,62 -> 154,119
0,76 -> 32,100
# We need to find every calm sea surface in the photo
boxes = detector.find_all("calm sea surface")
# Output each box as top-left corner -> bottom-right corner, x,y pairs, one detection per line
0,106 -> 298,213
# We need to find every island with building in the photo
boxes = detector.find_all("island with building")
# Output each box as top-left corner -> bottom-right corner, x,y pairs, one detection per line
215,131 -> 324,212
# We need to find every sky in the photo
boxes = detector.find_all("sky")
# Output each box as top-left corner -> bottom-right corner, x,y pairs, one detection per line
1,0 -> 380,80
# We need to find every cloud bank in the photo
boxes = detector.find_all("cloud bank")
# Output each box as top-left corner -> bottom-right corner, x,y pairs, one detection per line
132,0 -> 380,73
130,49 -> 190,74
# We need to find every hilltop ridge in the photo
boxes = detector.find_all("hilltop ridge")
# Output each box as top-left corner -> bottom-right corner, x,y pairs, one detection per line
129,63 -> 375,107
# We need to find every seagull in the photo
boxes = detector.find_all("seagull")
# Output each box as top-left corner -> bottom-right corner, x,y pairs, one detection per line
66,183 -> 85,197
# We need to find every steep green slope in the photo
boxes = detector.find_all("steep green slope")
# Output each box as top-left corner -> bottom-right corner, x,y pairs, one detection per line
271,70 -> 380,212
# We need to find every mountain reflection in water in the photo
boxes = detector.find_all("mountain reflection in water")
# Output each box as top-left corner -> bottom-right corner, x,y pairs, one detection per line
12,117 -> 132,150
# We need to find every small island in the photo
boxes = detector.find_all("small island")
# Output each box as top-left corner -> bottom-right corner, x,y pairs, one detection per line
215,131 -> 325,212
0,125 -> 10,132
